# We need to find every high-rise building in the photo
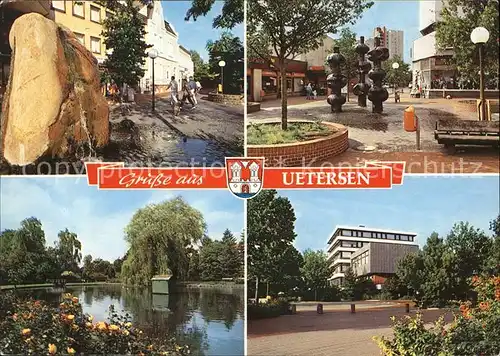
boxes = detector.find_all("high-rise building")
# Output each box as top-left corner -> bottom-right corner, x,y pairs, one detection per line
326,225 -> 419,287
412,0 -> 456,89
367,27 -> 404,59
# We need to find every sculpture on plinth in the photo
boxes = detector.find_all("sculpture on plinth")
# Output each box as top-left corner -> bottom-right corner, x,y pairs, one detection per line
367,37 -> 389,113
352,36 -> 372,107
326,47 -> 347,113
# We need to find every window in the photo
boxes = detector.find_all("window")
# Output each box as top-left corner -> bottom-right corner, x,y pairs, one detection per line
362,231 -> 371,238
73,2 -> 85,18
52,0 -> 66,12
106,11 -> 113,19
90,5 -> 101,23
387,234 -> 395,240
74,33 -> 85,46
90,37 -> 101,54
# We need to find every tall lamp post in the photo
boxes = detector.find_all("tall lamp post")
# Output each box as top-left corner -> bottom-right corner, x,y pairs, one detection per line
470,26 -> 490,121
148,48 -> 158,111
392,61 -> 400,101
218,60 -> 226,94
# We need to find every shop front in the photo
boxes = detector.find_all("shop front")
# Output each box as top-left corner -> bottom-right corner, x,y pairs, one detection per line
306,65 -> 328,96
248,57 -> 307,102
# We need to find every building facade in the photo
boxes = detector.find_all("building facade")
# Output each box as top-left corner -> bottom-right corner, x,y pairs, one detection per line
412,0 -> 456,90
368,27 -> 404,60
326,225 -> 418,287
49,1 -> 193,93
52,0 -> 110,64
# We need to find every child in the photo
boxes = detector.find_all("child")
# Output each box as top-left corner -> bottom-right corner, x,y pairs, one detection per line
312,89 -> 317,100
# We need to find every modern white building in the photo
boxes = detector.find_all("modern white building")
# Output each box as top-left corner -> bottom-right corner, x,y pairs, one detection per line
138,1 -> 193,93
412,0 -> 456,89
326,225 -> 418,287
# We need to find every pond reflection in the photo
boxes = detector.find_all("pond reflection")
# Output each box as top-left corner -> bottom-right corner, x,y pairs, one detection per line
18,285 -> 244,356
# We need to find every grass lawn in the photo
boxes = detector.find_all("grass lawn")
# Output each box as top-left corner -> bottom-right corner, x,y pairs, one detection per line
247,122 -> 336,145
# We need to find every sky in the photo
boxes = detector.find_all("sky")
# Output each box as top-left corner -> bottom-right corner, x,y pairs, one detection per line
332,0 -> 421,63
0,177 -> 244,262
278,175 -> 500,253
162,1 -> 244,61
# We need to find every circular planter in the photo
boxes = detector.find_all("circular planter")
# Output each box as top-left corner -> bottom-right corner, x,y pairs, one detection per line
207,92 -> 243,106
247,120 -> 349,167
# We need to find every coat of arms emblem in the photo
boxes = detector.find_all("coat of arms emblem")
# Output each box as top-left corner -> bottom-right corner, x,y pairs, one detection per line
225,157 -> 264,199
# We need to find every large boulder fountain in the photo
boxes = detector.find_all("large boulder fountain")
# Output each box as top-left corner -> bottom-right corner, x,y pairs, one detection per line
1,13 -> 109,166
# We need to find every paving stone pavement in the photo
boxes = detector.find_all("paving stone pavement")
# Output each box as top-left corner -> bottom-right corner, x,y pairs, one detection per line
248,308 -> 455,356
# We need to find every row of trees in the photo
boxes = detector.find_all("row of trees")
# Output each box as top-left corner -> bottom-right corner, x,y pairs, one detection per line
0,198 -> 244,286
384,216 -> 500,307
0,218 -> 87,285
99,0 -> 243,94
248,189 -> 500,306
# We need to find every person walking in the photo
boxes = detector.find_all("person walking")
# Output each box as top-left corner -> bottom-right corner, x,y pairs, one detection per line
166,76 -> 179,114
179,79 -> 195,109
305,83 -> 312,100
188,76 -> 198,108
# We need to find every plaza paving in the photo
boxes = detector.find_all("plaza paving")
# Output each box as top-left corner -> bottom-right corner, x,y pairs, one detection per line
248,304 -> 455,356
249,94 -> 499,173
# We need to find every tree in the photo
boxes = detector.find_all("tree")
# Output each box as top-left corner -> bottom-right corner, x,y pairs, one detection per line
206,31 -> 244,94
420,233 -> 456,308
187,250 -> 201,280
342,267 -> 358,301
435,0 -> 499,87
190,50 -> 216,82
301,249 -> 331,301
332,28 -> 357,102
247,0 -> 373,130
83,255 -> 94,280
395,252 -> 424,297
121,197 -> 206,285
55,229 -> 82,274
383,55 -> 412,88
185,0 -> 243,29
446,222 -> 492,299
486,215 -> 500,274
102,0 -> 150,88
247,190 -> 297,300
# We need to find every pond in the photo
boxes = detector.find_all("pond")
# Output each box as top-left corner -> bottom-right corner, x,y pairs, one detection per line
16,284 -> 244,356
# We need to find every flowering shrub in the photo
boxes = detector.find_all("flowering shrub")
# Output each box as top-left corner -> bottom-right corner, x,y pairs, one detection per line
374,276 -> 500,356
247,296 -> 290,320
0,292 -> 189,355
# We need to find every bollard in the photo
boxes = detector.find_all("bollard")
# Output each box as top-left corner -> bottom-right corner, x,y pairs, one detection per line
405,303 -> 410,313
350,304 -> 356,313
317,303 -> 323,314
291,304 -> 297,315
416,115 -> 421,150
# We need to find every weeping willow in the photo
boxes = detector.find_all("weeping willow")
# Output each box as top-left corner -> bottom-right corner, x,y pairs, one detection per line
121,197 -> 206,286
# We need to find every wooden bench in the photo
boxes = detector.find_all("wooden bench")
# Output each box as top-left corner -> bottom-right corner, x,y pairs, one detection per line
434,119 -> 499,152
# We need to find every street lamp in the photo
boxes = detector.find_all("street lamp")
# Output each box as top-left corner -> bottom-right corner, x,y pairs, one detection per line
218,60 -> 226,94
392,62 -> 400,99
470,26 -> 490,120
148,48 -> 159,111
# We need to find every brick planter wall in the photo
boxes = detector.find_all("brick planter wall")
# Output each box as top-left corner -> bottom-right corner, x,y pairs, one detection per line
207,92 -> 243,106
247,121 -> 349,167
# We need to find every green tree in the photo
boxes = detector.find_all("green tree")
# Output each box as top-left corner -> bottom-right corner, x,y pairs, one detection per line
199,238 -> 224,280
383,55 -> 412,88
185,0 -> 243,29
83,254 -> 94,280
102,0 -> 150,88
487,215 -> 500,274
301,249 -> 331,301
342,267 -> 357,301
55,229 -> 82,274
121,197 -> 206,285
420,233 -> 456,308
395,252 -> 424,297
247,0 -> 373,130
435,0 -> 499,86
446,222 -> 492,299
206,31 -> 244,94
247,190 -> 297,300
190,50 -> 216,82
332,28 -> 357,102
187,250 -> 201,280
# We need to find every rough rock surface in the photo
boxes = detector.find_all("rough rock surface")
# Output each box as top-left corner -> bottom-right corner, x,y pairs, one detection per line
1,13 -> 109,165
